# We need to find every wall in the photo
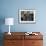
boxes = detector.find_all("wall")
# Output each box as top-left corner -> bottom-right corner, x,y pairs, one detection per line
0,0 -> 46,32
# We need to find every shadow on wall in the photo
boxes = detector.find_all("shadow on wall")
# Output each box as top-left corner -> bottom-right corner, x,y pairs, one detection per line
0,33 -> 4,46
0,16 -> 5,46
0,16 -> 5,31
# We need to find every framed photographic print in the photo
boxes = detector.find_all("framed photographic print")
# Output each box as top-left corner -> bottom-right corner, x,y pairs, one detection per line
19,9 -> 36,24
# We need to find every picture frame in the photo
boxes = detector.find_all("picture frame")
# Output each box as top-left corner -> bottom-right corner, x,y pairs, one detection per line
19,9 -> 36,24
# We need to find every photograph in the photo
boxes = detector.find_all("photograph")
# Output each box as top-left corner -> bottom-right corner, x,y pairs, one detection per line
19,9 -> 36,23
